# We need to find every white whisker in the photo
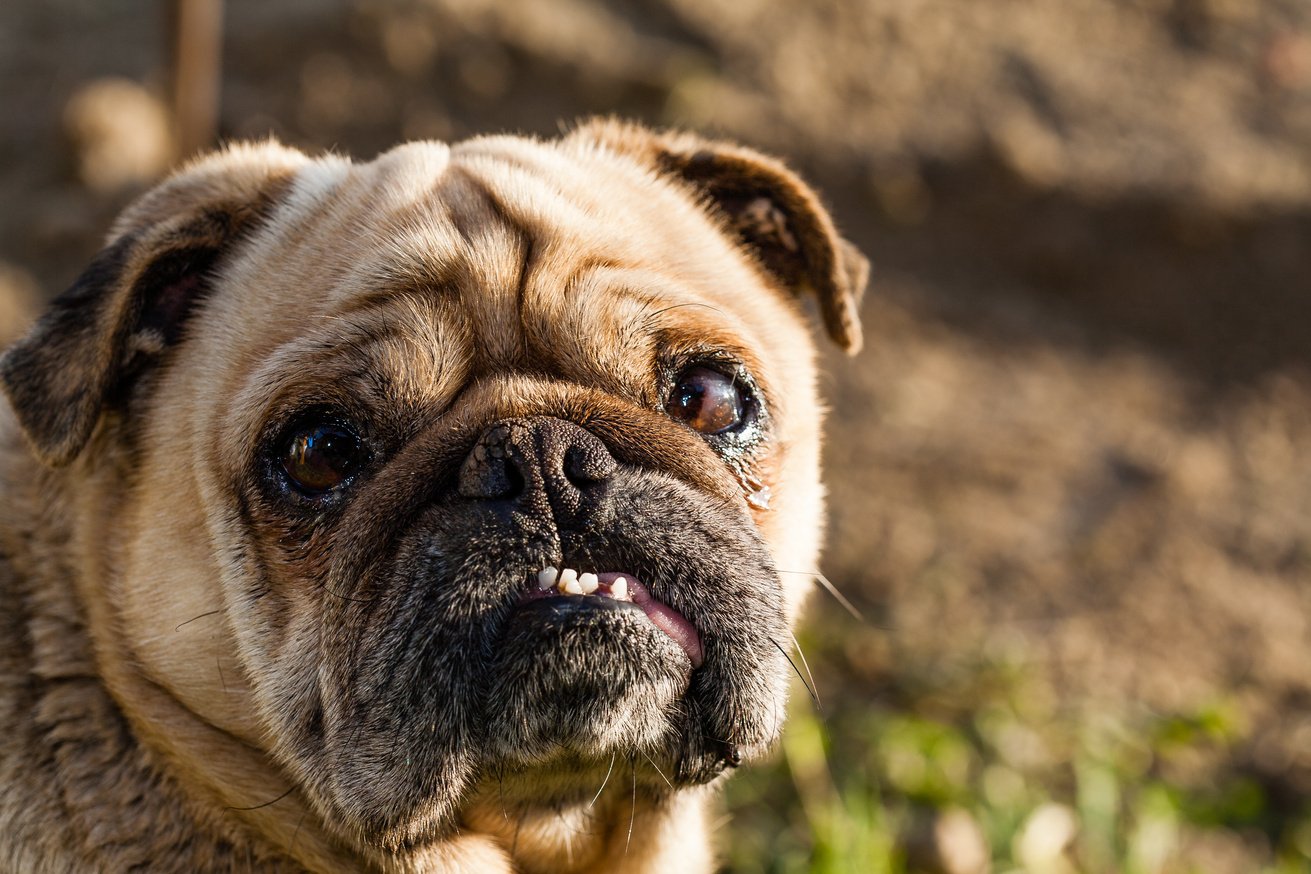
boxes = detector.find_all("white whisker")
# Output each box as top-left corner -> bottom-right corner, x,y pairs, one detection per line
787,629 -> 821,708
778,569 -> 866,622
589,753 -> 617,808
639,750 -> 674,790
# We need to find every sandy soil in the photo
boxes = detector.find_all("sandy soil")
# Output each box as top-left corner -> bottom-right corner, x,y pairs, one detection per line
3,0 -> 1311,869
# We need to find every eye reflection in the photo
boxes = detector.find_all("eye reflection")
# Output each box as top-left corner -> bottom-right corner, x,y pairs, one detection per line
281,421 -> 367,495
666,366 -> 747,434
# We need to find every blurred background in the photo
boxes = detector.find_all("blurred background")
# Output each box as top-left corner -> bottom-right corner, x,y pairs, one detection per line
3,1 -> 1311,871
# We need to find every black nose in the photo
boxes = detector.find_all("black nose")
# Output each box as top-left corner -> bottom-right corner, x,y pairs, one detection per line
458,417 -> 617,521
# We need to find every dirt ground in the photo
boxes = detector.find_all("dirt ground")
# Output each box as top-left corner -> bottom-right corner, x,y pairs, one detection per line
3,1 -> 1311,871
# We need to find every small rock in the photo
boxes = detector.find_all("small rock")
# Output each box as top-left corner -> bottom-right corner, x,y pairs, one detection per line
63,78 -> 174,195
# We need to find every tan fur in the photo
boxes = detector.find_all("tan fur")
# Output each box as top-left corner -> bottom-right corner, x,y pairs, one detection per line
0,123 -> 865,872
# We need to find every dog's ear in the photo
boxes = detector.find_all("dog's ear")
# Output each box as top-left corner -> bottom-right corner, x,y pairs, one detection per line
0,142 -> 306,467
572,119 -> 869,354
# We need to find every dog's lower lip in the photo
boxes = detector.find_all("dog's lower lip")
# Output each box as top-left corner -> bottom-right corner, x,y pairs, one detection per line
520,570 -> 704,668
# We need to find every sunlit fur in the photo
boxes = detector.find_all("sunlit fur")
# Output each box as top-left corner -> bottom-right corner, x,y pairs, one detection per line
0,123 -> 865,872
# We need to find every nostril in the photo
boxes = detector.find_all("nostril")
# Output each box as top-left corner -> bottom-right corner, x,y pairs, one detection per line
458,435 -> 526,500
563,442 -> 617,487
500,458 -> 526,498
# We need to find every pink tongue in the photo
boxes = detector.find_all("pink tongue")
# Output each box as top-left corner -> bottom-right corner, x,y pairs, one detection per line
597,572 -> 703,668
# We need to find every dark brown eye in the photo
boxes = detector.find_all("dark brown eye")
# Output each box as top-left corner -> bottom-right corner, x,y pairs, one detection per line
666,366 -> 747,434
281,421 -> 367,495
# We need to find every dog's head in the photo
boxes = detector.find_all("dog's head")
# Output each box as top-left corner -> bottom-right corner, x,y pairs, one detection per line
0,121 -> 866,853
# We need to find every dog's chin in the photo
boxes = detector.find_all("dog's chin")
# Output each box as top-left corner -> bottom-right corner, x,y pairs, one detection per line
484,596 -> 693,767
319,603 -> 702,851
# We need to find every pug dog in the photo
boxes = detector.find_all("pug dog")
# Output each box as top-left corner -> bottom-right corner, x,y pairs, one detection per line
0,120 -> 866,873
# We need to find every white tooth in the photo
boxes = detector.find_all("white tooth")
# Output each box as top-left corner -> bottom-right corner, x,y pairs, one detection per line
537,567 -> 559,590
579,572 -> 599,594
558,568 -> 581,594
611,576 -> 628,600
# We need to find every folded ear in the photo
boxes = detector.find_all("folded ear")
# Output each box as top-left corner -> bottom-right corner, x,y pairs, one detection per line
0,141 -> 306,467
571,119 -> 869,354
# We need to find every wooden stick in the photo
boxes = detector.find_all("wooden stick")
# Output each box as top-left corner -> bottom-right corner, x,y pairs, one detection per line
169,0 -> 224,159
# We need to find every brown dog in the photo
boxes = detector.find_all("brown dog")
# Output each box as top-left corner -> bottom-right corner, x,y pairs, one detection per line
0,120 -> 866,873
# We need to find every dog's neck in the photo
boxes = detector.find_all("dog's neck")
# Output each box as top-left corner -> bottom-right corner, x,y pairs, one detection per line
0,426 -> 712,873
461,785 -> 715,873
0,432 -> 316,870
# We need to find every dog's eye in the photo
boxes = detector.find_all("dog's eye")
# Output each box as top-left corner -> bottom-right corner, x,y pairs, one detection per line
280,421 -> 368,495
666,366 -> 748,434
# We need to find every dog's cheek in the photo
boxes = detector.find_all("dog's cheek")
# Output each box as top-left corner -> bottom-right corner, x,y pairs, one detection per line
312,557 -> 485,844
604,477 -> 794,762
210,498 -> 479,845
209,500 -> 344,797
304,503 -> 561,845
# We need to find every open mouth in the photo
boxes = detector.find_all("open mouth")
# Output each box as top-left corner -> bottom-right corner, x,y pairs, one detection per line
520,566 -> 704,668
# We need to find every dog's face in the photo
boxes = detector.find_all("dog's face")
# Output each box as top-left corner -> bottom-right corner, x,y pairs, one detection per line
0,122 -> 865,856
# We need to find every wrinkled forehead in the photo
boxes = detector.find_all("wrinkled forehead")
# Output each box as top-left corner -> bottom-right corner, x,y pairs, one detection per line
244,136 -> 749,318
202,138 -> 804,427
